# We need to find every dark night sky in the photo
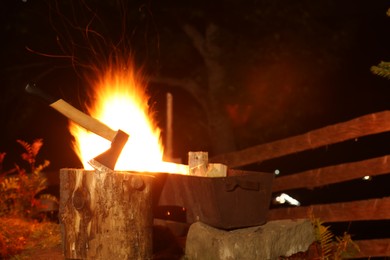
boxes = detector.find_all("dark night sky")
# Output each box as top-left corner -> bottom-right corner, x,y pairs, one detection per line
1,0 -> 390,244
0,0 -> 389,172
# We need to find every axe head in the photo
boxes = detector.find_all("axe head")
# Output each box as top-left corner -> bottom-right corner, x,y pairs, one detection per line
88,130 -> 129,172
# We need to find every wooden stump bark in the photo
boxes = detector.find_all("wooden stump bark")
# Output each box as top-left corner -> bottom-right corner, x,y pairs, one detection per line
59,169 -> 154,260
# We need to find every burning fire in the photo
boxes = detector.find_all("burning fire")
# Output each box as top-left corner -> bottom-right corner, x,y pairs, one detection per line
69,62 -> 188,174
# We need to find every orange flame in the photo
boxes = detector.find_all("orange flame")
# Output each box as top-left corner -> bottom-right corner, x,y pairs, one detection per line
69,61 -> 188,174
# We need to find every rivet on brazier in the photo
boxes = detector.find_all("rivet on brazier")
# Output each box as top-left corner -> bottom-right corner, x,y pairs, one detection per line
130,175 -> 145,190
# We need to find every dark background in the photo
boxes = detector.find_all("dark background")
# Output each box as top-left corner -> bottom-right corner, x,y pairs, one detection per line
0,0 -> 389,169
1,0 -> 390,245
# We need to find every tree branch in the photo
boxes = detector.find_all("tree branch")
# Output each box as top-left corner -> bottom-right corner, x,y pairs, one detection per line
181,24 -> 206,57
205,23 -> 221,58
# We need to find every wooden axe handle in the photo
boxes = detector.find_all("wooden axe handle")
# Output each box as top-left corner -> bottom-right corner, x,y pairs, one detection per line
50,99 -> 116,141
26,84 -> 116,142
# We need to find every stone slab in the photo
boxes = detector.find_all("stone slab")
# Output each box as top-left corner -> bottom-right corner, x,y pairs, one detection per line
185,219 -> 315,260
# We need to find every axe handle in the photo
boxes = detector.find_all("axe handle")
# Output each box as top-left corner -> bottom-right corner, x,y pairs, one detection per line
26,84 -> 116,141
50,99 -> 117,141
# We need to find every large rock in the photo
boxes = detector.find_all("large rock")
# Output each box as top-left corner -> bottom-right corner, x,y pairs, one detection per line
185,219 -> 315,260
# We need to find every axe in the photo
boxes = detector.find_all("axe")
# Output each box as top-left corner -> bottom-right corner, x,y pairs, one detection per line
25,83 -> 129,172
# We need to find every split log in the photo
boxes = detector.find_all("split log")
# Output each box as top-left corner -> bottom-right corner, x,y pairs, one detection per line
59,169 -> 154,260
188,151 -> 227,177
188,151 -> 208,176
206,163 -> 227,177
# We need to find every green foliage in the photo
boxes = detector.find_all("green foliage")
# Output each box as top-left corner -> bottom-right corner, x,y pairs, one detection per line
0,217 -> 61,259
371,61 -> 390,79
311,217 -> 360,259
333,232 -> 360,259
0,139 -> 58,219
371,8 -> 390,79
312,218 -> 334,258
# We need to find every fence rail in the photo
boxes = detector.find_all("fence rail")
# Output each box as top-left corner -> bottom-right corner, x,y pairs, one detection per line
211,110 -> 390,258
268,197 -> 390,222
211,110 -> 390,167
272,155 -> 390,192
353,239 -> 390,258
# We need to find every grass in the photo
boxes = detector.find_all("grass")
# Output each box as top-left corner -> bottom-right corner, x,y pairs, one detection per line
0,217 -> 61,259
0,139 -> 62,259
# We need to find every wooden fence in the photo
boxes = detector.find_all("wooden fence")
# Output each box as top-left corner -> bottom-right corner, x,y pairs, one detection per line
211,110 -> 390,258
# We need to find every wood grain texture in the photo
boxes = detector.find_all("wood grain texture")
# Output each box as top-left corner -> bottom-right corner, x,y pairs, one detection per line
272,155 -> 390,192
211,111 -> 390,167
267,197 -> 390,223
59,169 -> 154,260
352,239 -> 390,258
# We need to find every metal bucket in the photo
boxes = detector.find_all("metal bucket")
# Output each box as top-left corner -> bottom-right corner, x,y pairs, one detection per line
154,170 -> 274,230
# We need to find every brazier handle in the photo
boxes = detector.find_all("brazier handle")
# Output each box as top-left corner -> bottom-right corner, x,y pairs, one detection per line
224,178 -> 260,191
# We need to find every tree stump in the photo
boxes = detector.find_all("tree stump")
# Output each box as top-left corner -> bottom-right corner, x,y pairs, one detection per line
59,169 -> 154,259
